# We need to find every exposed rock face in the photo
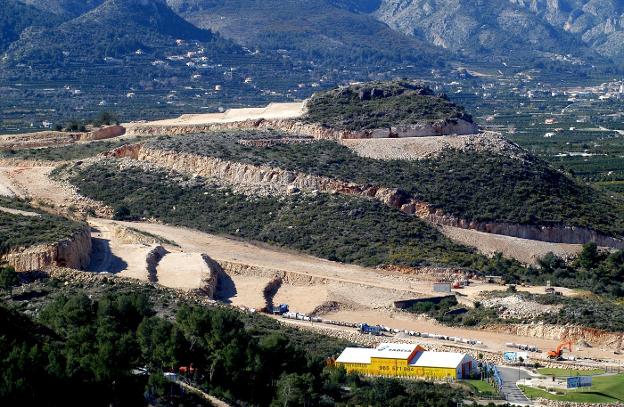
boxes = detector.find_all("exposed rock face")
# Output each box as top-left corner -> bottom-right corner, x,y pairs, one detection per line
107,144 -> 624,249
80,125 -> 126,141
125,118 -> 478,140
2,226 -> 92,272
489,322 -> 624,349
372,0 -> 620,60
199,254 -> 220,298
0,125 -> 126,150
423,210 -> 624,249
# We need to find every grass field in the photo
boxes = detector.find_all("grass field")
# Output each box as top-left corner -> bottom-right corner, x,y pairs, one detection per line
464,379 -> 498,396
537,368 -> 606,377
520,374 -> 624,404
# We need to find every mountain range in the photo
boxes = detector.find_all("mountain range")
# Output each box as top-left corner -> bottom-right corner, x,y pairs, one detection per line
3,0 -> 623,69
371,0 -> 624,61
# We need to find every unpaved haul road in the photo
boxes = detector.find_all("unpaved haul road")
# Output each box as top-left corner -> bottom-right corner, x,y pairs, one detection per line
92,218 -> 434,296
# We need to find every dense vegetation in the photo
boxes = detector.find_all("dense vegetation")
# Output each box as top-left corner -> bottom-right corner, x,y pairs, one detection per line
304,81 -> 472,130
532,243 -> 624,297
151,132 -> 624,237
0,197 -> 86,253
0,0 -> 60,51
64,161 -> 488,269
0,274 -> 470,406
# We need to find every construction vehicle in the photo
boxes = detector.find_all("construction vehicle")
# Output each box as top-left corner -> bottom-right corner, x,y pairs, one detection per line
547,340 -> 573,360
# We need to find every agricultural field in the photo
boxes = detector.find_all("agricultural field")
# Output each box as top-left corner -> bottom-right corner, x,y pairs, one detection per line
453,79 -> 624,196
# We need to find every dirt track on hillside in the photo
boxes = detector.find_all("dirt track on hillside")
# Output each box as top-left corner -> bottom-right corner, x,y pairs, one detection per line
127,102 -> 305,127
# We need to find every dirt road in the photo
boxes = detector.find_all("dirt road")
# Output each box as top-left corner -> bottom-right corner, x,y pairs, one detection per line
126,102 -> 305,127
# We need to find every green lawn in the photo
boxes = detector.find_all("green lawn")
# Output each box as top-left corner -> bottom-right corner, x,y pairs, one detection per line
520,374 -> 624,404
537,368 -> 606,377
464,379 -> 498,396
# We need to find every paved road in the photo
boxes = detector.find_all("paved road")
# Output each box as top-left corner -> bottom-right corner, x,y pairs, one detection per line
498,366 -> 533,406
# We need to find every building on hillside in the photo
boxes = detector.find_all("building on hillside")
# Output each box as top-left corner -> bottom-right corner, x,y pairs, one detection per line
335,343 -> 475,380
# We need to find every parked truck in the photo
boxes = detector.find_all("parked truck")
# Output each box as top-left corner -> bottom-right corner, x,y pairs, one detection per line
359,323 -> 383,336
271,304 -> 289,314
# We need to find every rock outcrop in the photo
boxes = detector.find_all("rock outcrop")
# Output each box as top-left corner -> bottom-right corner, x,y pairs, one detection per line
2,226 -> 92,272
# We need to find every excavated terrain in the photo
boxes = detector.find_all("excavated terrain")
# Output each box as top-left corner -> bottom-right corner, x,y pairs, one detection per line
2,94 -> 624,367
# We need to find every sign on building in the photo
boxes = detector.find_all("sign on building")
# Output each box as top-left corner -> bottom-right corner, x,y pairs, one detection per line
567,376 -> 592,389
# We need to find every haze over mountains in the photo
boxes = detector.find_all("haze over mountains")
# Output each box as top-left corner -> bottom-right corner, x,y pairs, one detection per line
373,0 -> 624,61
2,0 -> 624,71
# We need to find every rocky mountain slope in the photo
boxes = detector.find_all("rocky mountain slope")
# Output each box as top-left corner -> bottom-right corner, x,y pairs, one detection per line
372,0 -> 596,61
511,0 -> 624,61
372,0 -> 623,62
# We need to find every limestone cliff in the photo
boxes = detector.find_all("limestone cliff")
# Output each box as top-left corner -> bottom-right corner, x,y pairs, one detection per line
2,226 -> 92,272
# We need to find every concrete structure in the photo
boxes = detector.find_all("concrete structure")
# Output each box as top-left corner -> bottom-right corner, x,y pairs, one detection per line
433,282 -> 452,293
335,343 -> 475,380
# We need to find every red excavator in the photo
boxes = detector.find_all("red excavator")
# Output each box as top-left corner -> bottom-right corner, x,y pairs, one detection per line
547,340 -> 573,360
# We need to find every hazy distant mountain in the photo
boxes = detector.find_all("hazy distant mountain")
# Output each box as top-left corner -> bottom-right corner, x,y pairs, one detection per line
18,0 -> 105,17
0,0 -> 60,51
510,0 -> 624,60
372,0 -> 597,61
5,0 -> 226,64
166,0 -> 446,68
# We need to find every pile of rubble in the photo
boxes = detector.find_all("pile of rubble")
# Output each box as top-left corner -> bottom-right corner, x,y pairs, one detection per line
534,398 -> 624,407
481,294 -> 562,319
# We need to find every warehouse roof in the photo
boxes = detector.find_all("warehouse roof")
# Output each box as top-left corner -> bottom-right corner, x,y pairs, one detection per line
336,347 -> 373,364
372,343 -> 420,359
408,351 -> 467,368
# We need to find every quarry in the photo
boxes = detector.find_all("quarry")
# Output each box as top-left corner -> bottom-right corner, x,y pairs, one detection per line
1,81 -> 624,406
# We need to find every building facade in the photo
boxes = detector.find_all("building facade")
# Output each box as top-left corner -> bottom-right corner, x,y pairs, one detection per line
336,343 -> 475,380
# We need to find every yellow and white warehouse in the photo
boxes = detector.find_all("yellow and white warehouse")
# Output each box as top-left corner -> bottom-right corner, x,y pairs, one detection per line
335,343 -> 475,380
